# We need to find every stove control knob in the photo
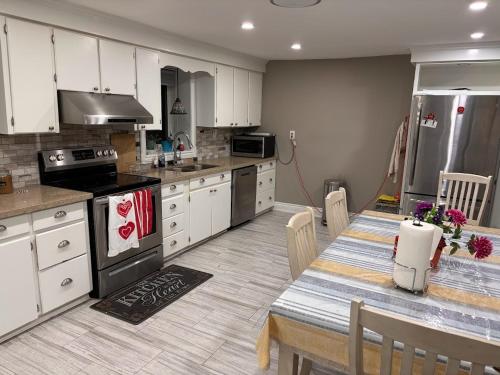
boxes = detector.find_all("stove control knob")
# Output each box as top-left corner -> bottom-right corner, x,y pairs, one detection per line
56,154 -> 64,161
103,150 -> 109,156
108,149 -> 115,156
48,154 -> 56,162
96,150 -> 103,157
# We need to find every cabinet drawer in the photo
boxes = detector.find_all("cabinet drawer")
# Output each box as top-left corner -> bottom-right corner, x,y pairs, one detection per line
256,160 -> 275,173
189,171 -> 231,190
0,214 -> 30,241
163,231 -> 188,258
256,189 -> 275,214
161,182 -> 187,198
32,202 -> 85,232
162,194 -> 185,219
38,254 -> 91,313
257,169 -> 276,192
36,221 -> 87,270
162,213 -> 185,237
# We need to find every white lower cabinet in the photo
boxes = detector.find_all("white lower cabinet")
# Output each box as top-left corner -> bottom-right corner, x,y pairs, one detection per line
256,161 -> 276,214
161,181 -> 189,258
38,254 -> 91,314
0,236 -> 38,337
0,202 -> 92,340
189,186 -> 212,244
189,172 -> 232,244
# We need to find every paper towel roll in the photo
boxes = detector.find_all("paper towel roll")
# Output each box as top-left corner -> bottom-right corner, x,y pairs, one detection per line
393,220 -> 434,291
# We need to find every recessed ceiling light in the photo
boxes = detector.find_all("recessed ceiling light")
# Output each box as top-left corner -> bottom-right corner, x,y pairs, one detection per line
469,1 -> 488,11
291,43 -> 302,50
470,32 -> 485,39
241,21 -> 255,30
271,0 -> 321,8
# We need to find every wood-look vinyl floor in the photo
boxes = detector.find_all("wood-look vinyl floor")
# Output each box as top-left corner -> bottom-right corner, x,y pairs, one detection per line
0,210 -> 333,375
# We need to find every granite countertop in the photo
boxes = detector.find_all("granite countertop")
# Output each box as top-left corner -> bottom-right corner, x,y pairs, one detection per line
129,156 -> 276,184
0,185 -> 93,220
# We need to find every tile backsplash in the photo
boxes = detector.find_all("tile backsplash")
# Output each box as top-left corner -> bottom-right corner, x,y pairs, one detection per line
0,125 -> 134,188
0,126 -> 239,188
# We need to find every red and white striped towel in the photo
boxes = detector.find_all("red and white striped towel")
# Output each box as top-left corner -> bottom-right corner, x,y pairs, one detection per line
133,189 -> 153,240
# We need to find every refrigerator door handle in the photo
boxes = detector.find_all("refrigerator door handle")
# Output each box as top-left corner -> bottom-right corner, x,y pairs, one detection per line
409,106 -> 423,186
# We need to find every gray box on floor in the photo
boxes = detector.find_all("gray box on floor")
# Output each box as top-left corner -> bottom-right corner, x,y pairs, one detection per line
322,179 -> 343,225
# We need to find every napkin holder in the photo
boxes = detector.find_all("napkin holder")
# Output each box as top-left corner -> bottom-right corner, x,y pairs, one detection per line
393,219 -> 442,294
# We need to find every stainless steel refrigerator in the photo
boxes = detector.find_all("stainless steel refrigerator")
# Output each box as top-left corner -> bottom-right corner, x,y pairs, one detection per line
401,95 -> 500,226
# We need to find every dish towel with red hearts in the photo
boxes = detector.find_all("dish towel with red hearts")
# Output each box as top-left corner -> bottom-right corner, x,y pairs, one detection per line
108,193 -> 139,257
133,189 -> 153,240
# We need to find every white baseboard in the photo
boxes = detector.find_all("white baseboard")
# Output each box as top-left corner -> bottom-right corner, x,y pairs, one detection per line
274,201 -> 323,218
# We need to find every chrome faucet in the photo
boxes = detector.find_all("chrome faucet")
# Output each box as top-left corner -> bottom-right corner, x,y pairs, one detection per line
172,131 -> 193,165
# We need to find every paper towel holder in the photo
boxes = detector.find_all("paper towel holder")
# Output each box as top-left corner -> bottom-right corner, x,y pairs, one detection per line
393,261 -> 431,294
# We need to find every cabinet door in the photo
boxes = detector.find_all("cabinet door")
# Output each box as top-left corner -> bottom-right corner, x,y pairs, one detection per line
189,187 -> 212,244
0,236 -> 38,336
5,18 -> 58,133
53,29 -> 100,93
136,48 -> 161,130
249,72 -> 263,126
211,182 -> 232,235
99,39 -> 136,95
233,68 -> 249,127
215,64 -> 234,127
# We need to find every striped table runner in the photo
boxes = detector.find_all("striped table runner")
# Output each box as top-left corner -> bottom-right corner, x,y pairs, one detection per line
257,210 -> 500,374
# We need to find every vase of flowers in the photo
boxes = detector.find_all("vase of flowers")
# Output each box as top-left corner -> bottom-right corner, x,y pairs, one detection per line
412,202 -> 493,268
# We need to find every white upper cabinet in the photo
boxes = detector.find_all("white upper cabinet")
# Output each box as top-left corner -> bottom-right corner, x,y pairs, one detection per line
0,18 -> 58,134
99,40 -> 136,96
136,48 -> 161,131
53,30 -> 100,93
233,68 -> 249,127
215,64 -> 234,127
249,72 -> 263,126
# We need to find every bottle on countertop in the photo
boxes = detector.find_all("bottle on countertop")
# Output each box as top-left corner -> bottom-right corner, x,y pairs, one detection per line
158,144 -> 166,168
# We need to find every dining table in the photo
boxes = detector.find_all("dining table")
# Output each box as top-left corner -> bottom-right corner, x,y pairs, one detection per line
256,210 -> 500,375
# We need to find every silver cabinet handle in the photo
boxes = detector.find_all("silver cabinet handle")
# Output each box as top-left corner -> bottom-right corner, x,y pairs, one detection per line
60,278 -> 73,287
48,126 -> 55,131
269,196 -> 273,200
259,165 -> 263,169
170,240 -> 177,247
58,240 -> 70,248
54,210 -> 67,219
93,86 -> 99,91
0,225 -> 6,232
258,201 -> 262,205
170,222 -> 177,228
200,178 -> 205,183
269,178 -> 273,182
259,181 -> 263,186
270,162 -> 273,167
220,174 -> 225,179
213,189 -> 217,192
249,122 -> 253,126
230,123 -> 234,126
170,185 -> 177,191
170,203 -> 177,210
105,87 -> 110,92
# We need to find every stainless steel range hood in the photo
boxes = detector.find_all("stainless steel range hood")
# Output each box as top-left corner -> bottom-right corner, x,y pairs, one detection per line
58,90 -> 153,125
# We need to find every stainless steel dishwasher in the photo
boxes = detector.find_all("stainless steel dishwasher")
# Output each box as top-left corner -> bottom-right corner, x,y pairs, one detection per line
231,165 -> 257,227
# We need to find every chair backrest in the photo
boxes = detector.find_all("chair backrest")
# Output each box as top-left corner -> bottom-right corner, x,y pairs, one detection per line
436,171 -> 492,226
325,187 -> 350,240
286,207 -> 318,280
349,299 -> 500,375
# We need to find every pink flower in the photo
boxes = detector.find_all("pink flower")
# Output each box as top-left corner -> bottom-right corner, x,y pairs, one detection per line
468,236 -> 493,259
445,209 -> 467,226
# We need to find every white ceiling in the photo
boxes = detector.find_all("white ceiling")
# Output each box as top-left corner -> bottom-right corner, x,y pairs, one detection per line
56,0 -> 500,60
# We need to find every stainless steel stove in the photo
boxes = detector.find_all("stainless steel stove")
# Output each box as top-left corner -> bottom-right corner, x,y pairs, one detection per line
38,147 -> 163,298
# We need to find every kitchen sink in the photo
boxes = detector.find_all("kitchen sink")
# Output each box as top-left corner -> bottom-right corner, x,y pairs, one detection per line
166,163 -> 219,172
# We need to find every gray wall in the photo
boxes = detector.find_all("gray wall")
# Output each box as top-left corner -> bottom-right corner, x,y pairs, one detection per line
261,55 -> 414,212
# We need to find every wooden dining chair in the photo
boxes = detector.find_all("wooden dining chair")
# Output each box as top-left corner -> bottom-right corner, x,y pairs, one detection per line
325,187 -> 350,240
349,299 -> 500,375
285,207 -> 318,375
436,171 -> 492,226
286,207 -> 318,281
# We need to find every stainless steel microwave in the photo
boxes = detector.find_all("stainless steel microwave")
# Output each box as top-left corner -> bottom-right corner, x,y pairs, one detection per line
231,133 -> 276,158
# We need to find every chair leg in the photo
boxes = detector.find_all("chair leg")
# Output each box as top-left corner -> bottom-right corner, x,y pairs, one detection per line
300,358 -> 313,375
278,343 -> 299,375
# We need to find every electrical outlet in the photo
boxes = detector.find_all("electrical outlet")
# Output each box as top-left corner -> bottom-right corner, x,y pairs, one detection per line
289,130 -> 296,140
